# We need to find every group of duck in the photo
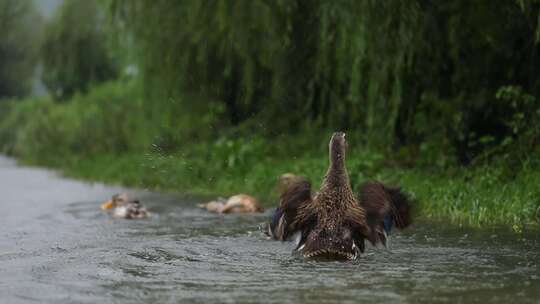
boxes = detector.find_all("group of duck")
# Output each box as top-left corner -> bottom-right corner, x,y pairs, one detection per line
101,132 -> 414,260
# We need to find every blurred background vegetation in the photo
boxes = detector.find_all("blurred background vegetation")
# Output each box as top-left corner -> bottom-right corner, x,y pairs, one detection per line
0,0 -> 42,97
0,0 -> 539,227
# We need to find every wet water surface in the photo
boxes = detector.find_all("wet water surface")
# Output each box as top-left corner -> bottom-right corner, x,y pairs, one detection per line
0,155 -> 539,303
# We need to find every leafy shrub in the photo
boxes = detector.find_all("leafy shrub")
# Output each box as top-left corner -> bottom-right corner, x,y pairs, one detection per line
0,97 -> 53,154
493,86 -> 540,163
1,81 -> 151,160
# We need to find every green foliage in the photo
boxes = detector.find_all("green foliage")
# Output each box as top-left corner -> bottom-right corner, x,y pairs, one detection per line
491,86 -> 540,163
0,97 -> 51,154
516,0 -> 540,44
41,0 -> 117,99
110,0 -> 540,164
0,0 -> 41,98
0,81 -> 151,161
394,166 -> 540,227
109,1 -> 420,144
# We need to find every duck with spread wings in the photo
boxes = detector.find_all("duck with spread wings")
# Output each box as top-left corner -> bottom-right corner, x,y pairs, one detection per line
267,132 -> 413,260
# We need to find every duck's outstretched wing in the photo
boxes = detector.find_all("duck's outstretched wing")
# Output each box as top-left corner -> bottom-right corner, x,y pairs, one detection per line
358,181 -> 413,246
267,180 -> 313,241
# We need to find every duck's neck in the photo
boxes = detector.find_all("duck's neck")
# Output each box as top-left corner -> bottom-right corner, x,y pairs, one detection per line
322,153 -> 351,190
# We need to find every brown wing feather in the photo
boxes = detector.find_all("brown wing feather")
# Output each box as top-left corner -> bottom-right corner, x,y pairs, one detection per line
269,180 -> 313,240
359,181 -> 413,245
292,193 -> 317,232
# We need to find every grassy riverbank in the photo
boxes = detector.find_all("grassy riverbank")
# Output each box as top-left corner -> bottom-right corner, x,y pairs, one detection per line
11,142 -> 540,230
61,153 -> 540,230
1,82 -> 539,230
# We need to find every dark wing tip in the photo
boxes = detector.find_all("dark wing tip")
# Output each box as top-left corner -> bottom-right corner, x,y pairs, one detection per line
359,181 -> 414,245
268,179 -> 312,241
383,185 -> 413,229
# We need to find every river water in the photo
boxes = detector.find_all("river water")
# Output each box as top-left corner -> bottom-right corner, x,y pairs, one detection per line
0,155 -> 538,303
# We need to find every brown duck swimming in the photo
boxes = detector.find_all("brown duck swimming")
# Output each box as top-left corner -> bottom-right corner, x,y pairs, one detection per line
268,132 -> 413,260
101,193 -> 150,219
199,194 -> 263,213
199,174 -> 306,214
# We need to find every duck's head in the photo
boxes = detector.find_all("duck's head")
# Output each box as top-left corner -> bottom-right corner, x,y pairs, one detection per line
329,132 -> 347,166
101,193 -> 130,210
277,173 -> 306,194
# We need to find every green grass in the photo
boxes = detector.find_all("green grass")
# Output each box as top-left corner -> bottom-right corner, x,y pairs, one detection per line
390,167 -> 540,230
17,148 -> 540,230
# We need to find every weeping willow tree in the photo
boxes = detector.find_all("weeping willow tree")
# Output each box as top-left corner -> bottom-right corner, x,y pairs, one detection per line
110,0 -> 540,162
42,0 -> 118,100
110,1 -> 419,145
0,0 -> 41,98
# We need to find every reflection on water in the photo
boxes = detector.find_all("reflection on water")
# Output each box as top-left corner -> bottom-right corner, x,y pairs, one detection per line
0,155 -> 539,303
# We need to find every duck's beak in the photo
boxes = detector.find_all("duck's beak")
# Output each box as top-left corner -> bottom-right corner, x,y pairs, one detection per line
101,200 -> 114,210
